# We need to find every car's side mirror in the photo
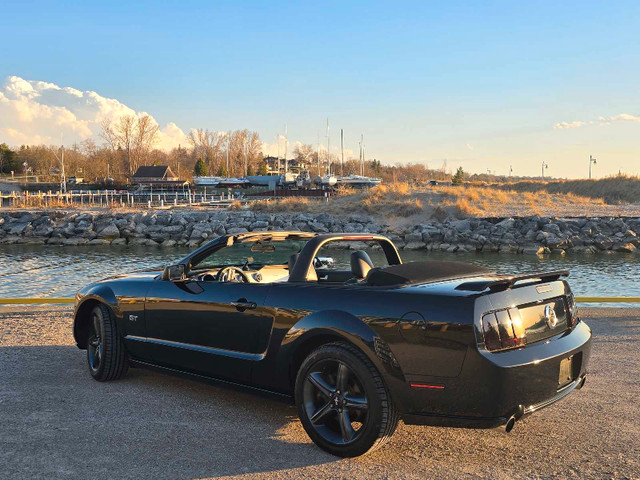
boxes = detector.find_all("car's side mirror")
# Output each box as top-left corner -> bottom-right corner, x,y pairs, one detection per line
163,264 -> 186,281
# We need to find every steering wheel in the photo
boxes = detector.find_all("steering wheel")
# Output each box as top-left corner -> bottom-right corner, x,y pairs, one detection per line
216,266 -> 250,283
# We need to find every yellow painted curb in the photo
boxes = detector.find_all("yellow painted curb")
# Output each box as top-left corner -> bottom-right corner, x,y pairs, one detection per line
575,297 -> 640,303
0,298 -> 75,305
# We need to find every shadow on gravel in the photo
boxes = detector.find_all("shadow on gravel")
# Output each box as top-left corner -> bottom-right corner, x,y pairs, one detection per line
0,345 -> 338,479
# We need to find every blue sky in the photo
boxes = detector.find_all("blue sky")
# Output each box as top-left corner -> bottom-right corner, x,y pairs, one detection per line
1,0 -> 639,178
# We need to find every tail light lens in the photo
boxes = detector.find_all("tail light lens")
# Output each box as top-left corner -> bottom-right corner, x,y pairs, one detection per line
482,308 -> 526,352
567,293 -> 579,326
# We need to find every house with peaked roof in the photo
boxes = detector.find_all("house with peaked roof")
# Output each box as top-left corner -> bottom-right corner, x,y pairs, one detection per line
131,165 -> 187,188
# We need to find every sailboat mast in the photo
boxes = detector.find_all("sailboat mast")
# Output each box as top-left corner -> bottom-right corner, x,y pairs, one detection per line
284,124 -> 288,173
326,118 -> 330,175
276,133 -> 280,174
340,128 -> 344,176
317,131 -> 321,177
359,134 -> 364,176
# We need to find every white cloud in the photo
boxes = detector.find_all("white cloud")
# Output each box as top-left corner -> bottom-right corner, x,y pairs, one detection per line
553,120 -> 587,129
598,113 -> 640,123
0,75 -> 188,149
554,113 -> 640,129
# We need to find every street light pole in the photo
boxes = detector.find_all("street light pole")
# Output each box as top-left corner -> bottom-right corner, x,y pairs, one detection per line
589,155 -> 597,179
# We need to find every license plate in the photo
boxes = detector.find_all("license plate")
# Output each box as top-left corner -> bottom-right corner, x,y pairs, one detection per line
558,356 -> 573,387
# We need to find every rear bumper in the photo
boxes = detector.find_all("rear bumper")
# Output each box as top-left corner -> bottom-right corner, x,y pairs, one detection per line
403,372 -> 587,428
401,320 -> 592,427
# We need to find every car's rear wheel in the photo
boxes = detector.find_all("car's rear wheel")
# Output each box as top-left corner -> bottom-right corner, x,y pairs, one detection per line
295,342 -> 399,457
87,303 -> 129,381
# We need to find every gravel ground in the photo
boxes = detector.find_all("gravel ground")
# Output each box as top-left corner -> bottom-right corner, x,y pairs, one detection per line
0,306 -> 638,480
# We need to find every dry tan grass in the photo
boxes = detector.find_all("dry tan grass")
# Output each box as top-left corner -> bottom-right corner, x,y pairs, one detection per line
502,175 -> 636,204
251,196 -> 314,213
249,181 -> 628,222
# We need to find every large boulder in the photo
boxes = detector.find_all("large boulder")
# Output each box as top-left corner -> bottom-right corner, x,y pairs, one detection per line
97,223 -> 120,240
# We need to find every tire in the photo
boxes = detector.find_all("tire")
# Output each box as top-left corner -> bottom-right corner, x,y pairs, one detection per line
295,342 -> 399,457
86,303 -> 129,381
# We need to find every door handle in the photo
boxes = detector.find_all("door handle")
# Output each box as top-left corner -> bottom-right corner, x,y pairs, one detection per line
231,299 -> 257,311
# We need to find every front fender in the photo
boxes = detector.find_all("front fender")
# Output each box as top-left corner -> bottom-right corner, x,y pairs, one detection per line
278,309 -> 409,410
73,284 -> 120,348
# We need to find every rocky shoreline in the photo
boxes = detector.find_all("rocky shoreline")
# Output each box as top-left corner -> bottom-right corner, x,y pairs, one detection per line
1,209 -> 639,254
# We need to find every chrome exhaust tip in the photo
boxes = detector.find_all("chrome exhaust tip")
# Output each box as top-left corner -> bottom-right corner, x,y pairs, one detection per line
577,375 -> 587,390
505,415 -> 516,433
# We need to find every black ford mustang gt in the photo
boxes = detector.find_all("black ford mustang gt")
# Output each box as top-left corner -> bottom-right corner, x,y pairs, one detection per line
73,232 -> 591,457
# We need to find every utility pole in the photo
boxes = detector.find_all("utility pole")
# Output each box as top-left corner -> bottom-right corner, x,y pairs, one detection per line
226,131 -> 230,177
589,155 -> 597,179
52,136 -> 66,193
359,134 -> 364,176
541,161 -> 548,179
340,128 -> 344,176
243,136 -> 248,177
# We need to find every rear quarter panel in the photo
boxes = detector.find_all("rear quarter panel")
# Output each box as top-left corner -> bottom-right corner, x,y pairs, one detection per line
257,281 -> 480,407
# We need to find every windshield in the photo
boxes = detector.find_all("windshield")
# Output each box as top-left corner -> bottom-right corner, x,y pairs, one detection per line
192,239 -> 308,270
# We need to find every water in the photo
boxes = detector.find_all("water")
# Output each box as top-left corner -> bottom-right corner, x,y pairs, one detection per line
0,244 -> 638,304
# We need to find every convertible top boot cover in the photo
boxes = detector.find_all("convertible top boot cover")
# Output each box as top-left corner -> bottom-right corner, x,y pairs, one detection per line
365,260 -> 492,287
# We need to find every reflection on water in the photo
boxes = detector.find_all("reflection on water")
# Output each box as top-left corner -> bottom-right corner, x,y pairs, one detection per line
0,244 -> 638,302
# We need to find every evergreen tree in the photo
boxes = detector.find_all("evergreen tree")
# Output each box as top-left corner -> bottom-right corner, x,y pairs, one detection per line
0,143 -> 18,174
257,161 -> 268,175
216,164 -> 228,177
247,164 -> 255,176
451,166 -> 465,185
194,157 -> 208,176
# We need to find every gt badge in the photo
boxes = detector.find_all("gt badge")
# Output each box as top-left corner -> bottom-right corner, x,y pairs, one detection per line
128,314 -> 138,322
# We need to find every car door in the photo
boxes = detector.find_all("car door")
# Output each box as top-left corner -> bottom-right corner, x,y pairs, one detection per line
144,278 -> 275,383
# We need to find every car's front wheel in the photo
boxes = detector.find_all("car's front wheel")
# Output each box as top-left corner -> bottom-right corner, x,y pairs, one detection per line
87,303 -> 129,381
295,342 -> 399,457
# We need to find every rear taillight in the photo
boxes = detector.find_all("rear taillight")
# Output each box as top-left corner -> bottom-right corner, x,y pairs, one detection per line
482,308 -> 526,352
567,293 -> 579,326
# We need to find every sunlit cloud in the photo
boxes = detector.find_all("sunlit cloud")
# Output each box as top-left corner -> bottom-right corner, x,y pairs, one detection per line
0,75 -> 188,149
554,113 -> 640,129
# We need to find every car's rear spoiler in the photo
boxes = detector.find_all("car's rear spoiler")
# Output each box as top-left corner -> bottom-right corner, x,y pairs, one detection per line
455,270 -> 570,293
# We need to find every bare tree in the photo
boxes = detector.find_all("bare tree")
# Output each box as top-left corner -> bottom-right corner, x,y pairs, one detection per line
132,114 -> 159,171
100,115 -> 158,175
294,144 -> 314,163
188,129 -> 225,173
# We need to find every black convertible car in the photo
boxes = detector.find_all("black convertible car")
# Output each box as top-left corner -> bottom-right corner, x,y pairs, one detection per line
73,232 -> 591,457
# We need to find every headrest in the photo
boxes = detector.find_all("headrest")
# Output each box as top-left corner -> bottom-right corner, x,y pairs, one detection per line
288,253 -> 299,271
351,250 -> 374,279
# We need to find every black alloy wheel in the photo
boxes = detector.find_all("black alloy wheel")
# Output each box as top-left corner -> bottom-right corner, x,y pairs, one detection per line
87,311 -> 103,373
295,342 -> 399,457
303,358 -> 369,445
86,303 -> 129,381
